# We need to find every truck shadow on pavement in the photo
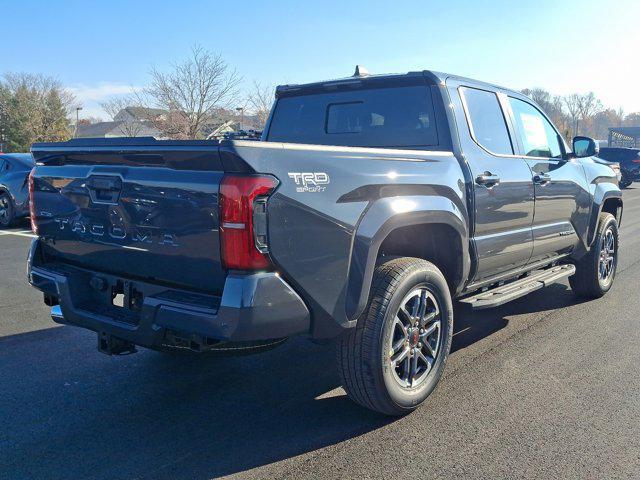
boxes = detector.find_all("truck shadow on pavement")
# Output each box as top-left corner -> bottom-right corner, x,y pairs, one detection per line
0,283 -> 586,479
450,282 -> 584,353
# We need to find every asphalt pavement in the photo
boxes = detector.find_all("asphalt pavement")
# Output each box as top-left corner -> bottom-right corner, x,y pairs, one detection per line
1,188 -> 640,480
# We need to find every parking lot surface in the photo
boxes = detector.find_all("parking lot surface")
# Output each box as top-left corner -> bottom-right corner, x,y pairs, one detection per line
2,188 -> 640,480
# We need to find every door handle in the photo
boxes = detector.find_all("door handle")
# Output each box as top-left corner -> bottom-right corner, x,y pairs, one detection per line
476,172 -> 500,187
533,173 -> 552,185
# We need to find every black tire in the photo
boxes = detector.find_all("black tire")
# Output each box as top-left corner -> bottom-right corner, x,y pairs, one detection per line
0,192 -> 15,228
619,179 -> 632,189
337,257 -> 453,416
569,212 -> 619,299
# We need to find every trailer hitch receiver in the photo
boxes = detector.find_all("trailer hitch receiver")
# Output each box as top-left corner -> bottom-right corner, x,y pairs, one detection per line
98,332 -> 137,355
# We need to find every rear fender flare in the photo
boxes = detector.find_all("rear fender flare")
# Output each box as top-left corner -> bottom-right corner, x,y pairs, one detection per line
346,195 -> 469,321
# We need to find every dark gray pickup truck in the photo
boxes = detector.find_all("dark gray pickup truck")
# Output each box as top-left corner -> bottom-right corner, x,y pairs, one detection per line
28,68 -> 622,415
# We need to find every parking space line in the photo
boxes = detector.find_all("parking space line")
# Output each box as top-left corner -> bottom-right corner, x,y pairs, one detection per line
0,230 -> 36,238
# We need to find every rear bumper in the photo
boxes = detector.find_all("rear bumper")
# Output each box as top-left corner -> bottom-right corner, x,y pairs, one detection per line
28,239 -> 310,351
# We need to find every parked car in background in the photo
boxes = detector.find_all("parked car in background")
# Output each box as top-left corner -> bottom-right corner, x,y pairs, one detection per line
222,129 -> 263,140
0,153 -> 34,228
597,147 -> 640,188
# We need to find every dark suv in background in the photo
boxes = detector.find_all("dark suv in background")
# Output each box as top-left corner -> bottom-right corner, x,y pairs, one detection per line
598,147 -> 640,188
0,153 -> 34,228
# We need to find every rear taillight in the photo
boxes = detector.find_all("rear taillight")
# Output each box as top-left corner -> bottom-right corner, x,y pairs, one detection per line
219,174 -> 278,270
632,159 -> 640,164
28,168 -> 37,235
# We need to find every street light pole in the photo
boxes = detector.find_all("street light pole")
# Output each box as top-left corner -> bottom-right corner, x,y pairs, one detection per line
236,107 -> 244,132
0,107 -> 6,151
74,107 -> 83,138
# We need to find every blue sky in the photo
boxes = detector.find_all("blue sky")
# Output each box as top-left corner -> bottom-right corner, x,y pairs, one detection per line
2,0 -> 639,118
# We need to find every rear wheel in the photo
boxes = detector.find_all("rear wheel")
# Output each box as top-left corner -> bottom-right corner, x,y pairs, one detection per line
337,257 -> 453,416
569,212 -> 618,298
0,193 -> 15,228
619,177 -> 632,189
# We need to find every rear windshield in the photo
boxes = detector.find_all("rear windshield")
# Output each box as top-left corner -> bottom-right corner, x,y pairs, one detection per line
267,85 -> 438,148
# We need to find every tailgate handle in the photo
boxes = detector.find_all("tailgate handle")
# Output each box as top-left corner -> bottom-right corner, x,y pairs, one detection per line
87,176 -> 122,204
88,177 -> 121,191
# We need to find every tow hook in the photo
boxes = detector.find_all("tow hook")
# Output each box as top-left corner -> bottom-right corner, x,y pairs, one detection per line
98,332 -> 137,356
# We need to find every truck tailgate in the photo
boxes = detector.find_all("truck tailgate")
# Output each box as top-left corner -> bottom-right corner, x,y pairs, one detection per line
30,142 -> 227,293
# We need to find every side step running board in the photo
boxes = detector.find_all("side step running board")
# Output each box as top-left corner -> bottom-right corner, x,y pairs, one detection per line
460,264 -> 576,310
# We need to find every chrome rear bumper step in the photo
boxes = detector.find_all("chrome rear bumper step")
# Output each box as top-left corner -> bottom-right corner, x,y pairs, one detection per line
460,264 -> 576,310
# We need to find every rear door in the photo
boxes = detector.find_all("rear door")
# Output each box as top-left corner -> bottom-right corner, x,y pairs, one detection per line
448,80 -> 535,283
505,96 -> 590,264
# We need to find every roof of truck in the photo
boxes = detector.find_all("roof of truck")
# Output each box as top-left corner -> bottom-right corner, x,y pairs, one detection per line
276,69 -> 521,98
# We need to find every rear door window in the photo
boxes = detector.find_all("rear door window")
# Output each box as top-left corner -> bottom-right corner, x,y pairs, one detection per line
460,87 -> 514,155
267,85 -> 438,148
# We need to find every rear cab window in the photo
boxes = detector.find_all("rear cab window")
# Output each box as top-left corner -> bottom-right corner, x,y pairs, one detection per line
460,87 -> 514,155
267,83 -> 439,148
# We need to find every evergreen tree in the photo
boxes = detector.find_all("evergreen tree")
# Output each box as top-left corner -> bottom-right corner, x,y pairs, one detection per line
0,73 -> 76,152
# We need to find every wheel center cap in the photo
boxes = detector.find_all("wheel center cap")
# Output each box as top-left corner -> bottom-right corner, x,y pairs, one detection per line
409,328 -> 420,347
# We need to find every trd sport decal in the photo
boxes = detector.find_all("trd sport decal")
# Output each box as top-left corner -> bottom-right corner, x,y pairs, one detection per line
287,172 -> 330,192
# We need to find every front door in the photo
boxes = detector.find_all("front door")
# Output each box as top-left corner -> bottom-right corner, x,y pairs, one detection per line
506,96 -> 590,264
449,82 -> 535,283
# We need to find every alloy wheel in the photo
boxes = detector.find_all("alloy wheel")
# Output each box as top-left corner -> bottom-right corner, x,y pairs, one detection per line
0,196 -> 9,225
598,226 -> 616,286
388,287 -> 442,389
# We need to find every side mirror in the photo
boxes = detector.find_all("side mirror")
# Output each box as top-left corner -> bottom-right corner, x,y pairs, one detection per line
573,136 -> 599,158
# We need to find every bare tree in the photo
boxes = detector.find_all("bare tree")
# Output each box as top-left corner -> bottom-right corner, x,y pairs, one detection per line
592,108 -> 625,139
144,45 -> 241,139
101,95 -> 146,137
522,88 -> 552,109
551,95 -> 571,140
576,92 -> 602,124
522,88 -> 572,141
624,112 -> 640,127
564,94 -> 582,137
523,86 -> 636,142
563,92 -> 603,137
246,81 -> 275,129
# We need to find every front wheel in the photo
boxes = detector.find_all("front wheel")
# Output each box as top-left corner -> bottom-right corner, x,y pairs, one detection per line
337,257 -> 453,416
569,212 -> 619,299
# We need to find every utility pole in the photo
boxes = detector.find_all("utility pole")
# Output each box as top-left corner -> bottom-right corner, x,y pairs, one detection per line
0,106 -> 6,152
74,107 -> 83,138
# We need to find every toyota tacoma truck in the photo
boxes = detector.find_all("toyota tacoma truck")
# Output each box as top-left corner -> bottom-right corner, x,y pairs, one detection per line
27,68 -> 622,416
